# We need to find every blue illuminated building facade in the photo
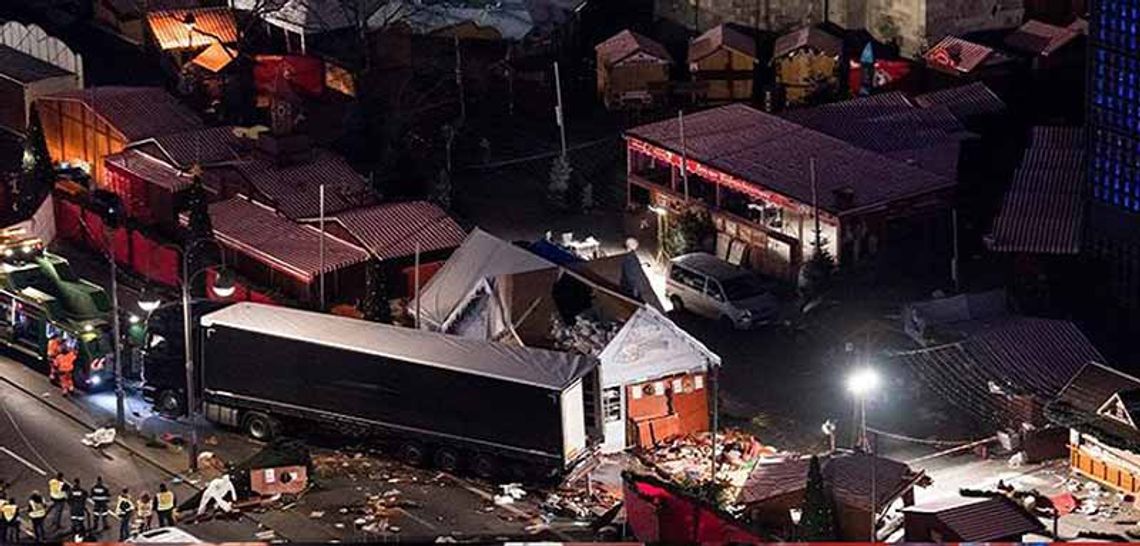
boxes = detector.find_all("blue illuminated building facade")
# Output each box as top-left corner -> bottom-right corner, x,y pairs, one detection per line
1087,0 -> 1140,316
1089,0 -> 1140,210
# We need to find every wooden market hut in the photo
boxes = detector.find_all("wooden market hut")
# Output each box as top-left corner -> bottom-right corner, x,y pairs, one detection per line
772,25 -> 844,106
688,23 -> 758,103
594,29 -> 673,110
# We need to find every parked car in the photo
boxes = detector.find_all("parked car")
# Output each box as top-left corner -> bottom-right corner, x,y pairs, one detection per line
666,253 -> 778,328
126,527 -> 204,543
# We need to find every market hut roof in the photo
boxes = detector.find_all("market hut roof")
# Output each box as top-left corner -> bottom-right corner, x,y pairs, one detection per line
772,25 -> 843,59
737,453 -> 925,511
324,200 -> 467,261
41,87 -> 203,142
1004,19 -> 1083,57
595,29 -> 672,67
0,45 -> 73,85
105,149 -> 194,192
689,23 -> 758,64
147,7 -> 238,50
987,126 -> 1085,255
1047,362 -> 1140,451
902,496 -> 1046,541
233,149 -> 373,220
201,196 -> 370,282
626,103 -> 956,215
924,36 -> 1012,74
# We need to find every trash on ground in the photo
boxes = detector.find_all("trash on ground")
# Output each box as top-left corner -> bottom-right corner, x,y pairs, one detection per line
81,427 -> 116,448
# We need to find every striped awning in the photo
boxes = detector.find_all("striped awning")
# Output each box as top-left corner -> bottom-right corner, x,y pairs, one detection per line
205,197 -> 369,282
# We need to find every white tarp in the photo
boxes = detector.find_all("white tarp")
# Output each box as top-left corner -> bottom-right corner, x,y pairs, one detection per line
412,228 -> 554,330
201,302 -> 596,391
596,305 -> 719,388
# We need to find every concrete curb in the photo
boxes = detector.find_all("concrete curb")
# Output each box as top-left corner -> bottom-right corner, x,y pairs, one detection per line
0,373 -> 294,541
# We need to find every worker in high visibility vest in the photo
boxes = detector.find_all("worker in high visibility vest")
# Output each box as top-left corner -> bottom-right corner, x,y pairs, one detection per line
2,495 -> 20,543
55,345 -> 77,396
115,488 -> 134,540
135,491 -> 153,532
27,492 -> 47,542
46,471 -> 69,530
155,483 -> 175,528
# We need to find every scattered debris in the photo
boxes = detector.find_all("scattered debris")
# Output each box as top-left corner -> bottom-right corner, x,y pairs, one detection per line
550,315 -> 621,356
309,511 -> 324,519
254,530 -> 276,540
81,427 -> 116,448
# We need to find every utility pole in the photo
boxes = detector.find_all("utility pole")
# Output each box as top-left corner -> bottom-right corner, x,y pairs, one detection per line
679,110 -> 690,201
455,35 -> 465,122
111,241 -> 125,431
318,183 -> 326,311
810,157 -> 822,255
554,61 -> 567,158
414,242 -> 422,329
869,431 -> 877,542
951,208 -> 960,291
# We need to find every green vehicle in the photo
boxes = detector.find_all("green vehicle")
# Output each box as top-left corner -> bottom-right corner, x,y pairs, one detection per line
0,244 -> 114,391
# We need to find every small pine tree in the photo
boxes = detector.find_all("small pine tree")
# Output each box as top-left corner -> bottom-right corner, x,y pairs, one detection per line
14,109 -> 54,215
547,155 -> 571,210
186,173 -> 213,241
359,262 -> 392,323
579,181 -> 594,211
799,455 -> 838,541
799,230 -> 834,298
432,168 -> 452,210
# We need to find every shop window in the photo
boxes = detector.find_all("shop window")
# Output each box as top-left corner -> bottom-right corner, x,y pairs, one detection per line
603,387 -> 622,423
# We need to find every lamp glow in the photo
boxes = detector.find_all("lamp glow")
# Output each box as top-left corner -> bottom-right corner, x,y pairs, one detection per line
846,368 -> 880,397
211,268 -> 236,298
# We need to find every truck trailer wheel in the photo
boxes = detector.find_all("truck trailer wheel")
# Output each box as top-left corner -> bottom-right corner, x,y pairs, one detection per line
242,412 -> 279,441
471,454 -> 497,479
156,390 -> 184,417
398,442 -> 426,466
433,447 -> 460,472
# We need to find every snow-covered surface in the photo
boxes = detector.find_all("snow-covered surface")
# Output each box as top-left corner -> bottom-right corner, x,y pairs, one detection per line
597,305 -> 719,388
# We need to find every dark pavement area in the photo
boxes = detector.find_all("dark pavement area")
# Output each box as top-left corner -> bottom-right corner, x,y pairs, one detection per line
0,347 -> 586,542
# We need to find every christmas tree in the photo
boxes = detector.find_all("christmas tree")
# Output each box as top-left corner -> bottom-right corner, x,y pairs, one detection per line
14,109 -> 54,215
799,455 -> 837,541
359,261 -> 392,323
547,155 -> 571,210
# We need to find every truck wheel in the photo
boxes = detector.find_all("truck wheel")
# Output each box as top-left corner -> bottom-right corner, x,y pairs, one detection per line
398,442 -> 425,466
432,448 -> 460,473
156,390 -> 183,417
471,454 -> 497,479
243,412 -> 278,441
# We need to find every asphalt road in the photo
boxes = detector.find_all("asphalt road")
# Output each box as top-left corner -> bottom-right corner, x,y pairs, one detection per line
0,377 -> 265,542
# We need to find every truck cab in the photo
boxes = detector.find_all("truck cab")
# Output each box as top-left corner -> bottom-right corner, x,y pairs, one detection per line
140,300 -> 228,416
0,236 -> 115,390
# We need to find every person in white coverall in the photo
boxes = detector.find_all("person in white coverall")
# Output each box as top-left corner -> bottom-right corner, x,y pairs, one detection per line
197,474 -> 236,516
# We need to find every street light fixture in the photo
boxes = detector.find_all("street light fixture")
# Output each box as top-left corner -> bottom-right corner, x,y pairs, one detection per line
137,239 -> 235,472
846,367 -> 880,542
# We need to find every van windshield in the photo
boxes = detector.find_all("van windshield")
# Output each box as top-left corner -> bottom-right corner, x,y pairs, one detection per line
721,275 -> 768,301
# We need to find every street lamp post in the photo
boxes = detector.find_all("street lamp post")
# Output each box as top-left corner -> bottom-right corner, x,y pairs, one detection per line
846,367 -> 880,542
648,204 -> 668,264
137,239 -> 234,472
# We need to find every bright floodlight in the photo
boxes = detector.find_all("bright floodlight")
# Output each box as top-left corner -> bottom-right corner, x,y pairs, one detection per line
846,368 -> 880,397
211,268 -> 236,298
138,293 -> 161,313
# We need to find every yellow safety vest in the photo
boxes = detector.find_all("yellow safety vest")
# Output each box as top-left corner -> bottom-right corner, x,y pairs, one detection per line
116,496 -> 134,516
49,478 -> 66,500
1,503 -> 15,521
156,491 -> 174,511
28,500 -> 46,519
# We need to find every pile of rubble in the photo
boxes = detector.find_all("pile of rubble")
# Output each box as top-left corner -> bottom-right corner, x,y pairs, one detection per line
643,430 -> 779,502
541,482 -> 622,521
550,314 -> 620,356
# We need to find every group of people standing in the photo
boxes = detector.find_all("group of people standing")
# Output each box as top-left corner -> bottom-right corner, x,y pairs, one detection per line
0,472 -> 177,542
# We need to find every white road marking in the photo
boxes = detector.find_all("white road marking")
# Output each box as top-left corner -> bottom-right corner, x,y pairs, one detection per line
0,445 -> 47,476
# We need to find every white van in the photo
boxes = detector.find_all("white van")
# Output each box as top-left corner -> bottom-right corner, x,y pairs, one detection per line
666,253 -> 778,329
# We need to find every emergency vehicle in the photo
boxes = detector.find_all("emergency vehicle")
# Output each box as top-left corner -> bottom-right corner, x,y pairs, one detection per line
0,229 -> 114,390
